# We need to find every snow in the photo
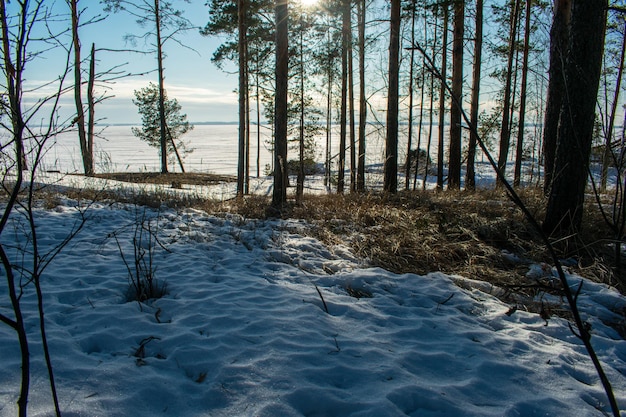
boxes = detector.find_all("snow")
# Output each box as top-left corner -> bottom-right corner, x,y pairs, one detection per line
1,126 -> 625,415
1,195 -> 626,416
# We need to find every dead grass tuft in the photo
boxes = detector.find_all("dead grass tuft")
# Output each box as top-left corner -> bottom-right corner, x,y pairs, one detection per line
275,189 -> 623,301
284,191 -> 540,280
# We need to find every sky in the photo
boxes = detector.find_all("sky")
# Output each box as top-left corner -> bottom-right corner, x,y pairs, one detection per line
19,0 -> 397,127
22,1 -> 241,125
13,0 -> 506,129
11,1 -> 570,130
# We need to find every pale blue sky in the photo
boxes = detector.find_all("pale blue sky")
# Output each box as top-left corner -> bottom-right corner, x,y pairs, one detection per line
23,1 -> 240,125
16,1 -> 564,130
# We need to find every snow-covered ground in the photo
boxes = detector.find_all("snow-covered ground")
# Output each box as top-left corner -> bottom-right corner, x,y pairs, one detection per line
1,126 -> 625,416
1,194 -> 625,416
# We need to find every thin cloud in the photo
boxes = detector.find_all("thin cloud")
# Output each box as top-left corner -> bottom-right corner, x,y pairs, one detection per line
101,78 -> 237,106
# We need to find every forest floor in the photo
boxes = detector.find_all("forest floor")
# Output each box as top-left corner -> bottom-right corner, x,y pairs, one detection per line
88,172 -> 625,329
3,171 -> 626,416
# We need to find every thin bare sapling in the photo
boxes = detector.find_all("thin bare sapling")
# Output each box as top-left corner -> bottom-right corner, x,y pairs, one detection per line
0,1 -> 93,416
110,207 -> 169,305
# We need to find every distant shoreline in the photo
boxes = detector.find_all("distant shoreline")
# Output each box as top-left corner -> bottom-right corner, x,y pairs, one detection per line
103,121 -> 559,128
104,121 -> 239,127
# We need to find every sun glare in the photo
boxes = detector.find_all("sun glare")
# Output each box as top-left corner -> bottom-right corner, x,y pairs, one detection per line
300,0 -> 319,6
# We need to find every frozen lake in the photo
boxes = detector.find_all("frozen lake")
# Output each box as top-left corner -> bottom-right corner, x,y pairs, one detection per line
41,124 -> 392,177
16,122 -> 544,192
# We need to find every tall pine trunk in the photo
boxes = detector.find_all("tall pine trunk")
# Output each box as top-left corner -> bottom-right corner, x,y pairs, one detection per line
496,0 -> 521,187
338,0 -> 350,194
448,0 -> 464,189
423,12 -> 438,190
256,68 -> 261,178
87,44 -> 95,173
155,0 -> 168,173
437,4 -> 449,191
405,0 -> 416,191
272,0 -> 289,207
384,0 -> 401,193
357,0 -> 366,192
325,27 -> 333,189
297,13 -> 305,203
513,0 -> 532,187
466,0 -> 483,191
349,24 -> 356,192
543,0 -> 607,234
237,0 -> 247,197
414,42 -> 427,190
542,0 -> 571,194
244,49 -> 250,195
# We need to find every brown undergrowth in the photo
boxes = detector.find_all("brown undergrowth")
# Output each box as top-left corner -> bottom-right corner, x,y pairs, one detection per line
211,187 -> 620,287
226,189 -> 624,336
91,172 -> 237,187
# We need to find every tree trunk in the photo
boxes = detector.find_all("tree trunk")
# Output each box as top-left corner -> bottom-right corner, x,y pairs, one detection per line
384,0 -> 401,193
414,49 -> 426,190
244,47 -> 250,195
87,43 -> 95,173
297,13 -> 305,203
349,27 -> 356,193
424,68 -> 436,191
237,0 -> 247,197
466,0 -> 483,191
437,4 -> 449,191
513,0 -> 532,187
71,0 -> 92,176
155,0 -> 168,173
338,0 -> 350,194
543,0 -> 607,235
497,0 -> 521,187
325,29 -> 333,189
600,19 -> 626,191
423,12 -> 438,191
256,69 -> 261,178
542,0 -> 571,194
405,0 -> 416,191
357,0 -> 366,192
272,0 -> 289,207
448,0 -> 464,190
0,2 -> 30,414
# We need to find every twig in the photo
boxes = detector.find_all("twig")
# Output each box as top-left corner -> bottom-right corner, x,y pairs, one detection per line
436,293 -> 454,312
328,335 -> 341,354
313,283 -> 330,314
134,336 -> 160,358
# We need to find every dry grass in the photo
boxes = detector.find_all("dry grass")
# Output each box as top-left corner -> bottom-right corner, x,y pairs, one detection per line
285,191 -> 547,285
193,187 -> 622,295
90,172 -> 237,187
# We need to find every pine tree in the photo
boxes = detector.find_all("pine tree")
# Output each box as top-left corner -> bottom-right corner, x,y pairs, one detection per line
132,83 -> 193,171
543,0 -> 608,234
384,0 -> 401,193
103,0 -> 194,173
